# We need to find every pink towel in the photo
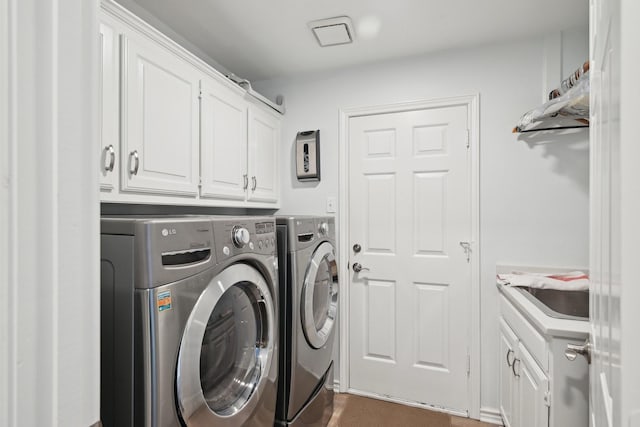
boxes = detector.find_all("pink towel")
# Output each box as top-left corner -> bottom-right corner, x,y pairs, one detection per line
497,271 -> 589,291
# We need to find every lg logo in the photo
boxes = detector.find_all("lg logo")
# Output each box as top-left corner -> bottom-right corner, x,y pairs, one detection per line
161,228 -> 177,237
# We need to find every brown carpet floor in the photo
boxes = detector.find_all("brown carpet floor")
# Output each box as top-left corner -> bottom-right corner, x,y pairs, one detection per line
327,394 -> 498,427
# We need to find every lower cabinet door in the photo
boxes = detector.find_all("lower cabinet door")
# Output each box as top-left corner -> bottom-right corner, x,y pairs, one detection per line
516,342 -> 550,427
499,318 -> 518,427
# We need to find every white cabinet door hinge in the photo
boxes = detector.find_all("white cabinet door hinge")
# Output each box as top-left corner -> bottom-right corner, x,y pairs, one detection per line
544,390 -> 551,408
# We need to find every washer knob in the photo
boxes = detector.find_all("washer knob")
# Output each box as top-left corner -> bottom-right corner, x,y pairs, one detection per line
232,226 -> 251,248
318,222 -> 329,236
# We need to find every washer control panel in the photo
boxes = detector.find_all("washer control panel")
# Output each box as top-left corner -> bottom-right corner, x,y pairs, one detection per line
212,218 -> 276,259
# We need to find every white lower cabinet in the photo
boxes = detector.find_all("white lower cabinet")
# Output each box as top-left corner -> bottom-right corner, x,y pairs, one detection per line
500,318 -> 549,427
516,342 -> 550,427
499,292 -> 589,427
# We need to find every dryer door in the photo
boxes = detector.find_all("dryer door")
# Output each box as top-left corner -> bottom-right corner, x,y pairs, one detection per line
301,241 -> 339,349
176,263 -> 275,427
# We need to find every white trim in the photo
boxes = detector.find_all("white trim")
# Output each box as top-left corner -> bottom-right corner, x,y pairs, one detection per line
333,379 -> 340,392
0,0 -> 10,425
348,388 -> 468,418
338,94 -> 481,418
5,0 -> 100,424
480,407 -> 505,425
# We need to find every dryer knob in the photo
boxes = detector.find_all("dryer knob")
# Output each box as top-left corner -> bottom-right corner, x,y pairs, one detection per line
232,226 -> 251,248
318,222 -> 329,236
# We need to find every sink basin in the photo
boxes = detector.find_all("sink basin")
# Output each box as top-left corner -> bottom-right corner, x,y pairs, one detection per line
516,287 -> 589,320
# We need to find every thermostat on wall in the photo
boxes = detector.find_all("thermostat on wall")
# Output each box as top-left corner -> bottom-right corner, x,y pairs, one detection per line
296,130 -> 320,181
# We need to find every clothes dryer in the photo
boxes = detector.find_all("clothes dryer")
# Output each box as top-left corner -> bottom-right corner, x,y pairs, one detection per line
100,216 -> 278,427
275,216 -> 339,426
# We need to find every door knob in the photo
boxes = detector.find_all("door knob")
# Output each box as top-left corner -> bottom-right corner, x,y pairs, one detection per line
353,243 -> 361,253
565,339 -> 591,364
352,263 -> 369,273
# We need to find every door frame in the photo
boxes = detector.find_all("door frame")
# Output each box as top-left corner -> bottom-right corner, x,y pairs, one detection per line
337,94 -> 480,418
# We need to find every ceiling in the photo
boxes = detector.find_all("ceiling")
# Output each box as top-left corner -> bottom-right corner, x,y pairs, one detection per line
118,0 -> 588,82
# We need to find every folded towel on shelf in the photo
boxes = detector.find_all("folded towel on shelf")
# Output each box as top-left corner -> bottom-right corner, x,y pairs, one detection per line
497,271 -> 589,291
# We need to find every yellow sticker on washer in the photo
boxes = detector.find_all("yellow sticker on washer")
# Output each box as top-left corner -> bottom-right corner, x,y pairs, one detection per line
157,291 -> 172,312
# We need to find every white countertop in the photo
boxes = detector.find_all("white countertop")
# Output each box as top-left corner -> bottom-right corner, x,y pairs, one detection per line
496,264 -> 590,339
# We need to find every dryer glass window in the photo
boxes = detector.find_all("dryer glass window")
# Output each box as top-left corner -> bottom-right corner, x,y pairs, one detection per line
302,242 -> 339,349
313,258 -> 332,330
199,282 -> 267,415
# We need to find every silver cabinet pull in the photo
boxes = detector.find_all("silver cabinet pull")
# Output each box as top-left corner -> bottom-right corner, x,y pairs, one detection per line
129,150 -> 139,175
565,339 -> 592,364
103,145 -> 115,172
506,349 -> 514,367
512,358 -> 520,377
243,174 -> 248,190
352,263 -> 369,273
251,176 -> 257,191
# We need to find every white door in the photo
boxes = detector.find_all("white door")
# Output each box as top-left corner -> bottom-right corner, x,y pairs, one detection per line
348,104 -> 471,412
590,0 -> 620,426
247,106 -> 279,203
120,31 -> 200,196
98,18 -> 119,193
200,78 -> 247,201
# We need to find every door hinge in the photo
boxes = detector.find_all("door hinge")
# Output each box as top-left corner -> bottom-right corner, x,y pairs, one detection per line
198,90 -> 202,100
544,390 -> 551,408
465,129 -> 470,149
467,353 -> 471,376
198,177 -> 202,188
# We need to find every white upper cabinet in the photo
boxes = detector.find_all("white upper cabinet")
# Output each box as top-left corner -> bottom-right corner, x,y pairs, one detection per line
199,78 -> 248,201
120,30 -> 200,197
98,2 -> 281,207
99,18 -> 119,192
247,105 -> 280,203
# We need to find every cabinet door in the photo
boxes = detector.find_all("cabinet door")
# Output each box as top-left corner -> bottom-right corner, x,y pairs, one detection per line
99,18 -> 119,193
200,78 -> 247,201
247,106 -> 280,203
121,31 -> 200,196
516,342 -> 550,427
499,318 -> 518,427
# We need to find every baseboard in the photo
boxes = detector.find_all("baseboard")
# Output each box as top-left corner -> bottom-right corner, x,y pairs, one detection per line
333,379 -> 340,392
347,388 -> 468,418
480,407 -> 504,426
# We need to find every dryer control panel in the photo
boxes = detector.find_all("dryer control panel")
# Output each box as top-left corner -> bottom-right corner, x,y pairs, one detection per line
212,218 -> 276,260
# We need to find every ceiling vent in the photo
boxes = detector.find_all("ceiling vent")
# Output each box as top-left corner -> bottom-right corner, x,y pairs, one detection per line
308,16 -> 354,47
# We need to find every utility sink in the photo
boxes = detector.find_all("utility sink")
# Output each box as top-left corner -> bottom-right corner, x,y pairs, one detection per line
516,287 -> 589,320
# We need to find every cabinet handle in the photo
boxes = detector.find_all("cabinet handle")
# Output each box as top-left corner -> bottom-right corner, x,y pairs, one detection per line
251,176 -> 257,191
129,150 -> 139,175
243,174 -> 248,190
512,358 -> 520,378
506,349 -> 514,367
103,145 -> 115,172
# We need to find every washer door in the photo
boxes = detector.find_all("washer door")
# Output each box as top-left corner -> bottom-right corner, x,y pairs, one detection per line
176,263 -> 275,427
301,241 -> 339,349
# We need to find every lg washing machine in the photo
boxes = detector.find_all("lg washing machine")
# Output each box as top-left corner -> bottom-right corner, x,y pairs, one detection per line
100,215 -> 278,427
275,216 -> 339,426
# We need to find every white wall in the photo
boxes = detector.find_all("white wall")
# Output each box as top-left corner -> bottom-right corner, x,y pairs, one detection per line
1,0 -> 100,425
256,30 -> 589,413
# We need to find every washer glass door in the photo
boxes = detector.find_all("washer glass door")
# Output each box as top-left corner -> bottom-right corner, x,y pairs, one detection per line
302,241 -> 339,349
176,263 -> 275,426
